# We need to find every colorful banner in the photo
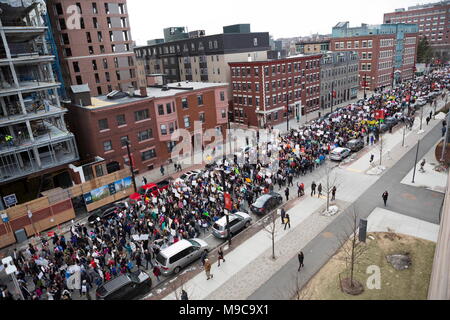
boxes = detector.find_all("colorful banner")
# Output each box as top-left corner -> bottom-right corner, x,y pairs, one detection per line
83,176 -> 132,205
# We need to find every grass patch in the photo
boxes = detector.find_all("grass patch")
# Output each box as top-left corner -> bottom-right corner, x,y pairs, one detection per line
298,232 -> 436,300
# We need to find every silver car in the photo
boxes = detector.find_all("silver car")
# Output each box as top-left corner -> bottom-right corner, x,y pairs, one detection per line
329,147 -> 351,161
212,212 -> 252,239
155,238 -> 208,275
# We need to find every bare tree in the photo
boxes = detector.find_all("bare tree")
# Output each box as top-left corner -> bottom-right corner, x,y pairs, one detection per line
322,164 -> 341,212
336,206 -> 369,295
263,208 -> 279,260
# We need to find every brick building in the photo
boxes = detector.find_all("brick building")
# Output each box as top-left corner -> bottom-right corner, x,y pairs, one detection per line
384,1 -> 450,61
229,55 -> 321,128
330,22 -> 418,91
47,0 -> 138,97
66,82 -> 228,173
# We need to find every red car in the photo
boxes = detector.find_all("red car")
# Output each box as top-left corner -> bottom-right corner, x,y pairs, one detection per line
129,180 -> 171,204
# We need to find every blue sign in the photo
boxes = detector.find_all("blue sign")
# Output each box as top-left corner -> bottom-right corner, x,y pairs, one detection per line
3,194 -> 17,207
83,192 -> 93,205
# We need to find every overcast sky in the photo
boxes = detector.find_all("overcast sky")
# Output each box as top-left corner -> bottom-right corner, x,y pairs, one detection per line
128,0 -> 425,45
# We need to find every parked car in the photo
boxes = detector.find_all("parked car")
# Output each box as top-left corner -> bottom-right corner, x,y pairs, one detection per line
379,123 -> 390,133
174,170 -> 202,184
155,238 -> 209,275
346,139 -> 365,152
129,180 -> 171,203
212,211 -> 252,239
95,270 -> 152,300
250,192 -> 283,215
329,147 -> 351,161
88,202 -> 127,224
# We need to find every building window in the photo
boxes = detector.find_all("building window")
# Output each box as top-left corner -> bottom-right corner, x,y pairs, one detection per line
253,38 -> 258,46
166,103 -> 172,114
167,141 -> 176,153
76,75 -> 83,85
220,91 -> 225,101
157,104 -> 164,115
181,98 -> 188,109
197,95 -> 204,106
160,124 -> 167,135
221,110 -> 226,118
120,136 -> 128,147
54,3 -> 63,15
97,86 -> 102,95
142,149 -> 156,161
103,140 -> 112,151
199,113 -> 205,123
98,118 -> 109,130
184,116 -> 191,128
116,114 -> 126,126
138,129 -> 152,141
135,109 -> 149,121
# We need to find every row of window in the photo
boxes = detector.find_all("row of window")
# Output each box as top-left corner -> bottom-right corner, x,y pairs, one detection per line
334,40 -> 373,50
321,76 -> 359,91
380,39 -> 395,48
54,2 -> 126,16
98,110 -> 149,130
135,38 -> 258,58
62,42 -> 131,57
379,50 -> 394,59
321,65 -> 358,78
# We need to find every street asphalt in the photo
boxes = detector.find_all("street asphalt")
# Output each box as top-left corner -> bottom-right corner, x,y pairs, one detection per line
249,116 -> 445,300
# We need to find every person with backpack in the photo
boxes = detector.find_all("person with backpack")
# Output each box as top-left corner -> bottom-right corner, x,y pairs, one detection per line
217,247 -> 226,267
283,214 -> 291,230
311,181 -> 317,196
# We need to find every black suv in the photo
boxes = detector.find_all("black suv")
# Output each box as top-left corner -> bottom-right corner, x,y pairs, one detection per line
88,202 -> 127,224
96,270 -> 152,300
250,192 -> 283,215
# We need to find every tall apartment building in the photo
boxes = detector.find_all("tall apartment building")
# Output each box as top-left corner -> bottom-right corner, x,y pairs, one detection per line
0,1 -> 79,206
229,55 -> 322,128
134,24 -> 271,97
330,22 -> 418,91
320,51 -> 359,110
47,0 -> 138,97
66,81 -> 228,173
384,1 -> 450,60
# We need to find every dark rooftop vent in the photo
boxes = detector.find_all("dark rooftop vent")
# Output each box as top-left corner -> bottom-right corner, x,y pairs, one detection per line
161,84 -> 170,91
106,90 -> 128,100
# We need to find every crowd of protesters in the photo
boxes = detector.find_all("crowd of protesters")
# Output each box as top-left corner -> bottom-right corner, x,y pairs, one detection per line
1,68 -> 449,300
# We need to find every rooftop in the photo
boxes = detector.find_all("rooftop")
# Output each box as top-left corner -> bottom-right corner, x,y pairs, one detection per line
75,82 -> 228,109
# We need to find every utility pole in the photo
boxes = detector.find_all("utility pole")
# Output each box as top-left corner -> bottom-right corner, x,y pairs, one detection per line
286,96 -> 290,132
331,81 -> 334,113
420,104 -> 424,131
402,121 -> 406,147
440,113 -> 450,162
412,139 -> 421,183
379,121 -> 383,166
125,139 -> 137,193
221,155 -> 231,246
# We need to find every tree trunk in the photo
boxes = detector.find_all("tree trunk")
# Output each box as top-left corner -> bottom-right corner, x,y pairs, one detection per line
272,233 -> 275,259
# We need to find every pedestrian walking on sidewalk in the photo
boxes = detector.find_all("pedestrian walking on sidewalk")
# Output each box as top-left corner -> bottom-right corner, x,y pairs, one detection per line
217,247 -> 225,267
298,251 -> 304,271
280,208 -> 286,224
142,176 -> 147,186
160,165 -> 165,176
204,259 -> 213,280
370,154 -> 374,165
426,116 -> 431,126
317,183 -> 323,198
144,249 -> 153,269
285,187 -> 290,201
331,186 -> 337,201
382,191 -> 389,207
201,249 -> 208,266
181,289 -> 189,300
442,126 -> 447,137
283,214 -> 291,230
311,181 -> 317,196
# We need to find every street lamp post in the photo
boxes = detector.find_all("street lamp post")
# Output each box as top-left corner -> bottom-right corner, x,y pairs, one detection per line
440,113 -> 450,162
412,139 -> 421,183
125,139 -> 138,193
331,81 -> 335,113
221,157 -> 231,246
420,104 -> 424,131
364,73 -> 367,100
402,121 -> 406,147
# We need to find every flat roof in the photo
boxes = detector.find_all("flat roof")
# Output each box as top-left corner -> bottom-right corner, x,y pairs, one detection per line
75,82 -> 228,109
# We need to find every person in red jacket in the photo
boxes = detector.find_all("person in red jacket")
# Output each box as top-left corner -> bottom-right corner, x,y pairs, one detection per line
153,266 -> 161,282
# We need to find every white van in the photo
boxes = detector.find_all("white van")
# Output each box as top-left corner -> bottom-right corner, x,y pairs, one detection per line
155,238 -> 208,275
